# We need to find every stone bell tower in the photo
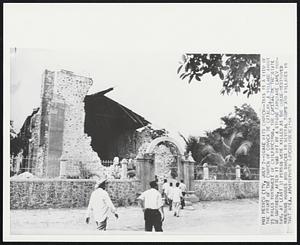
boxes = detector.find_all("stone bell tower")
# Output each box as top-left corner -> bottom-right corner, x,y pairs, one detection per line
35,69 -> 102,178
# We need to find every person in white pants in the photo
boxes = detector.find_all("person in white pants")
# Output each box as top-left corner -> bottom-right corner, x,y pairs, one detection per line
172,182 -> 183,217
85,179 -> 119,230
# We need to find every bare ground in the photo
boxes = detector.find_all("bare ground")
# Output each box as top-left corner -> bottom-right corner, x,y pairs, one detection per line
10,198 -> 261,235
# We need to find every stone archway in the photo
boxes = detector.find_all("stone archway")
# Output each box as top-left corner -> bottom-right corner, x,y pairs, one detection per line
145,136 -> 185,183
145,136 -> 184,155
135,136 -> 195,191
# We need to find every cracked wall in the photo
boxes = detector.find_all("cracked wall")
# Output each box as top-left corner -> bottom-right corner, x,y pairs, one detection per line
31,70 -> 104,178
24,69 -> 154,179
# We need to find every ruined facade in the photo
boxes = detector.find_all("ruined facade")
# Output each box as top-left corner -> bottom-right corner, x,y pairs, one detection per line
15,69 -> 152,178
30,70 -> 102,177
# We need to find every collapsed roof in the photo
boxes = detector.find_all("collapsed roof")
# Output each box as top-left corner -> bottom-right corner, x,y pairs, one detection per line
84,88 -> 150,159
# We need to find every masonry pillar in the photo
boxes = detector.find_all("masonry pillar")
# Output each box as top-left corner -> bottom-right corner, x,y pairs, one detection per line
120,158 -> 128,179
177,154 -> 184,182
182,152 -> 195,191
135,153 -> 155,191
235,165 -> 241,180
203,163 -> 209,180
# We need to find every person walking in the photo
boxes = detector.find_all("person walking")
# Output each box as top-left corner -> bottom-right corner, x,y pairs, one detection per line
161,179 -> 169,205
137,180 -> 165,232
154,175 -> 159,183
85,179 -> 119,231
179,179 -> 187,209
172,182 -> 183,217
166,182 -> 174,211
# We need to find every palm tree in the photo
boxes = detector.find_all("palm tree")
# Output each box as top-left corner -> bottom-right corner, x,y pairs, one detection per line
221,131 -> 253,164
200,131 -> 253,179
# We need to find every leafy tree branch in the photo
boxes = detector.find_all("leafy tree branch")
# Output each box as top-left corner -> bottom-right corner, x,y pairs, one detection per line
177,54 -> 260,97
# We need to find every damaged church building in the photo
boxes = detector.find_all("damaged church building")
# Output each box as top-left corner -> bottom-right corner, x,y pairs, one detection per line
13,69 -> 161,179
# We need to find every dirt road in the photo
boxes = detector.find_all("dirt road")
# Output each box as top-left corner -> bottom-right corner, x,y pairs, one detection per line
10,198 -> 260,235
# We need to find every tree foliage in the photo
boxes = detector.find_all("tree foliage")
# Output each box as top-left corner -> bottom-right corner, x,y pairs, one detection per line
186,104 -> 260,169
185,136 -> 204,162
144,125 -> 169,140
177,54 -> 260,97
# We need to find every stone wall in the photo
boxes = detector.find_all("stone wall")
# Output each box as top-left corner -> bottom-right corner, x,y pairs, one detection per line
10,179 -> 142,209
192,180 -> 259,201
10,179 -> 259,209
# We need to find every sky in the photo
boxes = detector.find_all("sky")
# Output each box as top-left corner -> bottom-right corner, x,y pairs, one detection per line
7,3 -> 295,147
10,48 -> 261,146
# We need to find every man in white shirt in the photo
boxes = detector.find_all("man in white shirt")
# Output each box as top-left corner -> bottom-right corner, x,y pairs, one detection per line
137,180 -> 165,232
172,182 -> 183,217
86,179 -> 119,231
179,179 -> 187,209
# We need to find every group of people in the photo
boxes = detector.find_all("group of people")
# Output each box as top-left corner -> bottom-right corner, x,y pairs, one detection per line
161,179 -> 187,217
85,177 -> 187,232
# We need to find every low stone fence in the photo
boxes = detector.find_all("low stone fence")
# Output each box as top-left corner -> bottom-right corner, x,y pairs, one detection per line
192,180 -> 259,201
10,179 -> 142,209
10,179 -> 259,209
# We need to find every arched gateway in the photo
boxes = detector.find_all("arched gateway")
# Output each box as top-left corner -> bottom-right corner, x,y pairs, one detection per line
146,136 -> 184,182
135,136 -> 195,191
145,136 -> 185,155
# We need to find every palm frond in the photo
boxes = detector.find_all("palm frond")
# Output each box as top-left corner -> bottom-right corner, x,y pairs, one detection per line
178,132 -> 188,145
235,140 -> 252,156
200,152 -> 225,165
221,136 -> 231,150
224,154 -> 236,165
201,144 -> 216,155
228,131 -> 243,146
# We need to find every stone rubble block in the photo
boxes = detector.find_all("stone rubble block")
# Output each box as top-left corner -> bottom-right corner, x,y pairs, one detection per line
185,194 -> 200,203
